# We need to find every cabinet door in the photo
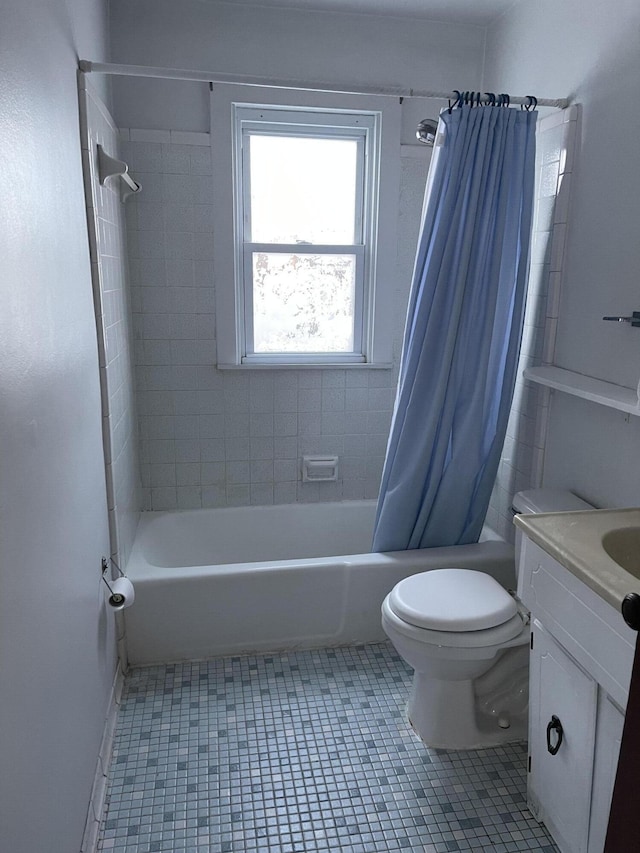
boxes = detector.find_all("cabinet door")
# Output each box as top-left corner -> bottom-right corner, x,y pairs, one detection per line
588,693 -> 624,853
529,619 -> 598,853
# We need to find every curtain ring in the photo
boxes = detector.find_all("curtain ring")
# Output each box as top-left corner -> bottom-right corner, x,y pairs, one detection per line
449,89 -> 461,114
503,93 -> 510,108
528,95 -> 538,111
484,92 -> 495,106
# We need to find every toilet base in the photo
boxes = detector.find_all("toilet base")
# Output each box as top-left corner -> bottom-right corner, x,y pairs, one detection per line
407,672 -> 527,750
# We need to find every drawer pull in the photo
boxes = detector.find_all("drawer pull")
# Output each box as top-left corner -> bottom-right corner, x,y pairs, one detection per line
546,715 -> 564,755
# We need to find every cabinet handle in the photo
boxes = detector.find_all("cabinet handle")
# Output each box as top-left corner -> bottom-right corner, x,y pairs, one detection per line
546,715 -> 563,755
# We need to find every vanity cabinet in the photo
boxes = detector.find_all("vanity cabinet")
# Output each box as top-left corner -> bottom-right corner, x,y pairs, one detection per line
517,533 -> 633,853
529,620 -> 597,851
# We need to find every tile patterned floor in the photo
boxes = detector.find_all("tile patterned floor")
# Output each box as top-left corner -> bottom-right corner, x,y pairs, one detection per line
99,643 -> 557,852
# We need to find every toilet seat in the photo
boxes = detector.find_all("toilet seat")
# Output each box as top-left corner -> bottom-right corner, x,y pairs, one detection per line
382,596 -> 526,650
388,568 -> 518,632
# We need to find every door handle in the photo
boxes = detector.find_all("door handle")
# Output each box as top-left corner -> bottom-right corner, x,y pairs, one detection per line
546,715 -> 563,755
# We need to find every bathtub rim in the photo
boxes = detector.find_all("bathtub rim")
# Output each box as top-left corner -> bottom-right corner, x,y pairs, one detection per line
127,530 -> 513,583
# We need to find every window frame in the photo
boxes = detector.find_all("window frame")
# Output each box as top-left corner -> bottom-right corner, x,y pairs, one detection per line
211,84 -> 400,369
236,107 -> 374,365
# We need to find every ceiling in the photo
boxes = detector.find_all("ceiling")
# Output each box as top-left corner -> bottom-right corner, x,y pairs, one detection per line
213,0 -> 519,26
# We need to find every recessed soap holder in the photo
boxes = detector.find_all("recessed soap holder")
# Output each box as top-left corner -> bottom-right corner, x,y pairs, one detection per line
301,455 -> 339,483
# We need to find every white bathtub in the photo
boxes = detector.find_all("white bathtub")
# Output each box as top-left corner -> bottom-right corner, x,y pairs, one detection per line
124,500 -> 515,665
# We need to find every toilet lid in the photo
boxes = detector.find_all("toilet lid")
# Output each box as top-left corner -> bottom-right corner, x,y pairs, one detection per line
388,569 -> 518,632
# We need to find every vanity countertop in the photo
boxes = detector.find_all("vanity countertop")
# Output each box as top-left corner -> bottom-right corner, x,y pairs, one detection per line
514,507 -> 640,613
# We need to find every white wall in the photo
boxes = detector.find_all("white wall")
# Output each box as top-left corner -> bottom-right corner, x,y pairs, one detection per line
485,0 -> 640,509
0,1 -> 118,851
109,0 -> 486,140
105,0 -> 483,508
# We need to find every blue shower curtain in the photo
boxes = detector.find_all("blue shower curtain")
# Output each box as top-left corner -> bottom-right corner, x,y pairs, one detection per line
372,104 -> 536,552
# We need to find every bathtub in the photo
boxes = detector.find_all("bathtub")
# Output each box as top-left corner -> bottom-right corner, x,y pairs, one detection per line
124,500 -> 515,665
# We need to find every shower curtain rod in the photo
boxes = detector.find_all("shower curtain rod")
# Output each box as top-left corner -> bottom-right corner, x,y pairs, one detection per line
78,61 -> 570,109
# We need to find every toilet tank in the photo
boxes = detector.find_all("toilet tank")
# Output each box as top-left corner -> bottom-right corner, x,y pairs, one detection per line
512,489 -> 594,587
512,488 -> 594,515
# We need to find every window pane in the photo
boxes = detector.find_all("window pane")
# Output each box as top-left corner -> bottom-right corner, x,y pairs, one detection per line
252,252 -> 356,353
249,135 -> 358,244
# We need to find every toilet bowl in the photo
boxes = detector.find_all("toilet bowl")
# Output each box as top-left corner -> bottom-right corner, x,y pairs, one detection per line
382,489 -> 594,750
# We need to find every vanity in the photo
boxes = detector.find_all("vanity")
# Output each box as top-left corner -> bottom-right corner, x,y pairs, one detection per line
515,508 -> 640,853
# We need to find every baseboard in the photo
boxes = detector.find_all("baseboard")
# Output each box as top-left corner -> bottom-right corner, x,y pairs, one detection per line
80,662 -> 125,852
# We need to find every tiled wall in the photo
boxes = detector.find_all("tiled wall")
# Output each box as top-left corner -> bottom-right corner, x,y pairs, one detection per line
121,128 -> 430,511
486,106 -> 579,539
87,109 -> 577,535
80,82 -> 140,566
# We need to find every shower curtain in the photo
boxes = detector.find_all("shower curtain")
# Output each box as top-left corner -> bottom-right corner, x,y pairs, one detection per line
372,103 -> 536,552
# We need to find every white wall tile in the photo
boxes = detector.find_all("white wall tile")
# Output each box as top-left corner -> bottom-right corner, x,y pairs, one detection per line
274,412 -> 298,436
176,463 -> 201,486
274,482 -> 297,504
488,109 -> 577,539
177,486 -> 203,509
274,436 -> 298,459
151,486 -> 178,510
251,460 -> 274,483
250,437 -> 274,460
162,143 -> 192,174
201,462 -> 226,484
274,458 -> 298,482
125,137 -> 423,509
201,438 -> 225,462
130,128 -> 171,144
226,484 -> 251,506
83,89 -> 140,566
149,463 -> 176,487
321,389 -> 345,412
174,439 -> 200,463
226,460 -> 250,484
174,415 -> 199,439
250,483 -> 274,505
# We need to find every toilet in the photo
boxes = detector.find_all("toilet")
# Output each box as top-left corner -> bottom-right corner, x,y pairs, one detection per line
381,489 -> 593,750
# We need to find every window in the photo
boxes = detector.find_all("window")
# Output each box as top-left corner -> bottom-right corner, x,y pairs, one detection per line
211,86 -> 400,368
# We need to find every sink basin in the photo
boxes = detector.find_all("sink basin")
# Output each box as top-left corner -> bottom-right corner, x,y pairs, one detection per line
602,527 -> 640,578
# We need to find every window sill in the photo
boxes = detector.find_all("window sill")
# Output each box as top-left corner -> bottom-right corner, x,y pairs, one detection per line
217,362 -> 394,370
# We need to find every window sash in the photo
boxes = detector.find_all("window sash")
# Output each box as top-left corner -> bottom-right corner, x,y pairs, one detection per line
242,243 -> 365,361
240,125 -> 367,246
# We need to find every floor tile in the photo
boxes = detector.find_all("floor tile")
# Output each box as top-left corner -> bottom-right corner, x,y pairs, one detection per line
98,643 -> 557,852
